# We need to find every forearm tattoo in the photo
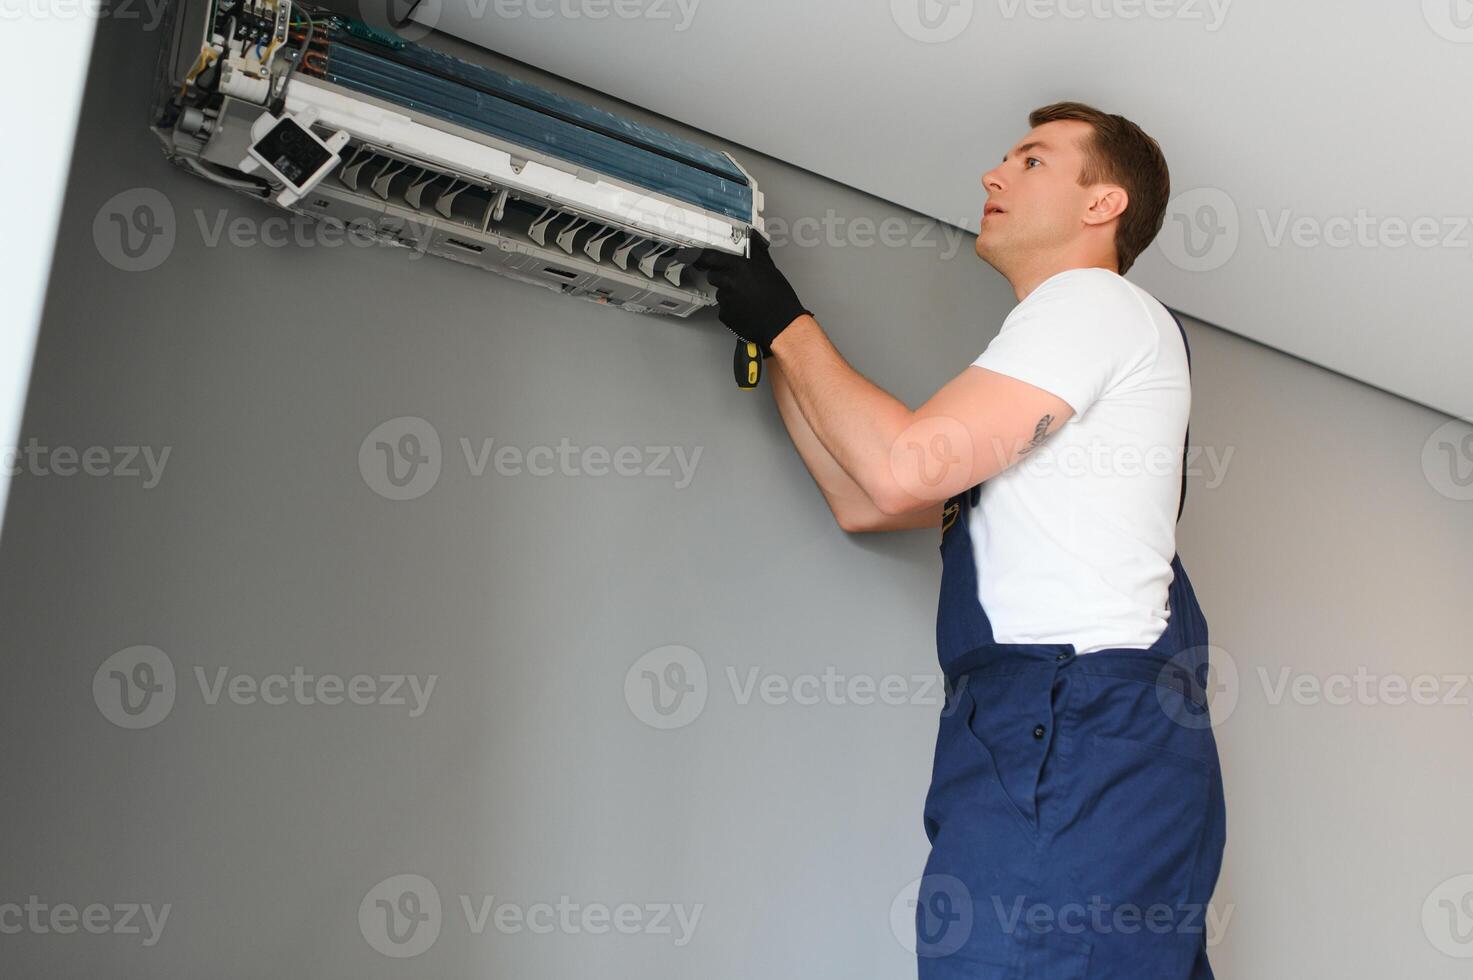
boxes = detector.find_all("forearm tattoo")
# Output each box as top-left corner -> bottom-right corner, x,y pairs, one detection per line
1018,414 -> 1054,456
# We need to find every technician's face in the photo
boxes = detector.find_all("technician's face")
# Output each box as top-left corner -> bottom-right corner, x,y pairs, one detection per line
974,120 -> 1097,267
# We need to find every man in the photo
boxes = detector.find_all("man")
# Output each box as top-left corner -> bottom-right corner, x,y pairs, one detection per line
695,102 -> 1226,977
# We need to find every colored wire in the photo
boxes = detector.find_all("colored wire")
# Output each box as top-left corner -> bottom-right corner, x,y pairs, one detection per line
270,4 -> 314,114
178,46 -> 218,96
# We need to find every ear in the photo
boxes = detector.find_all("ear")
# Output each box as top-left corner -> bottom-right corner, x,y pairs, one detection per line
1083,185 -> 1129,227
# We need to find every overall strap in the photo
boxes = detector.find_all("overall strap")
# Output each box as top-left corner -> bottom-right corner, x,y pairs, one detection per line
1167,309 -> 1193,524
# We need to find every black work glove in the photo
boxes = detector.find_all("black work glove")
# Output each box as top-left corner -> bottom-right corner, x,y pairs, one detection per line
692,234 -> 812,358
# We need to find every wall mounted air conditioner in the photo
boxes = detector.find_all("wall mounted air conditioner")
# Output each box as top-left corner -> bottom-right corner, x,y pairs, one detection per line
152,0 -> 764,317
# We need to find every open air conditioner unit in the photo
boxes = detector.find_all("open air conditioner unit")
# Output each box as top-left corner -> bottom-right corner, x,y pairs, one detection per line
151,0 -> 764,317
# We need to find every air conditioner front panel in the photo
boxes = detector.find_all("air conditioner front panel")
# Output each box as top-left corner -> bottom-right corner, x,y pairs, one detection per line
320,40 -> 753,224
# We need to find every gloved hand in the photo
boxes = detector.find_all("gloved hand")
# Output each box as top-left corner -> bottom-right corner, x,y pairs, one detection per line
692,234 -> 812,358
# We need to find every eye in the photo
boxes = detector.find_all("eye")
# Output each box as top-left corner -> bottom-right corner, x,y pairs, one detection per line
1025,157 -> 1042,169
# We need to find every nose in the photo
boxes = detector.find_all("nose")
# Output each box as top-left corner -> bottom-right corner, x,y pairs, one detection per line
980,167 -> 1004,193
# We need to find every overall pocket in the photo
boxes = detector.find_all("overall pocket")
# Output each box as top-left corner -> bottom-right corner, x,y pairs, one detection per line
1072,731 -> 1214,914
958,676 -> 1058,846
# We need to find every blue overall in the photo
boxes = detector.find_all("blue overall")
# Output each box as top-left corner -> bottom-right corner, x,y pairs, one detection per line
917,312 -> 1226,978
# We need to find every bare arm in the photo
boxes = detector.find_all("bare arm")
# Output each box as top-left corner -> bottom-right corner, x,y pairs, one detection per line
769,315 -> 1076,515
767,356 -> 944,533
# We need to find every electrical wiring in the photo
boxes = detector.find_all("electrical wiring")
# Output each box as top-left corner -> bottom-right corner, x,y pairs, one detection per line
178,46 -> 219,96
269,4 -> 313,115
179,156 -> 271,195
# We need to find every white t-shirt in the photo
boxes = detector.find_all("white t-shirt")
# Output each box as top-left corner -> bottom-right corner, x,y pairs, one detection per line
967,267 -> 1190,654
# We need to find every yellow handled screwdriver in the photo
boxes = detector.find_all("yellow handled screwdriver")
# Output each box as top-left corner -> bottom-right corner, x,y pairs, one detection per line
734,338 -> 762,389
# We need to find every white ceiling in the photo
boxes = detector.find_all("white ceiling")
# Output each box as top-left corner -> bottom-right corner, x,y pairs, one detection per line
417,0 -> 1473,420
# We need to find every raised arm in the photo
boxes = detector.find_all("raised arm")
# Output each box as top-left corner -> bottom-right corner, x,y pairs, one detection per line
767,357 -> 944,533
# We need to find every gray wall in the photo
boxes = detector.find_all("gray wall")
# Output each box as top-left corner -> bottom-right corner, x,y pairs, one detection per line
3,12 -> 1471,979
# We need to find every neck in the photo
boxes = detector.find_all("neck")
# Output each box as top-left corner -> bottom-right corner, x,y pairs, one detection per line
1005,250 -> 1119,302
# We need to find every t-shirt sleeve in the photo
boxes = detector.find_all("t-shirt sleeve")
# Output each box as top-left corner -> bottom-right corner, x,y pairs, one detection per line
970,272 -> 1157,417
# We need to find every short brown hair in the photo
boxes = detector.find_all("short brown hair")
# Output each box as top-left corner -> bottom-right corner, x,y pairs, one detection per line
1028,101 -> 1170,275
